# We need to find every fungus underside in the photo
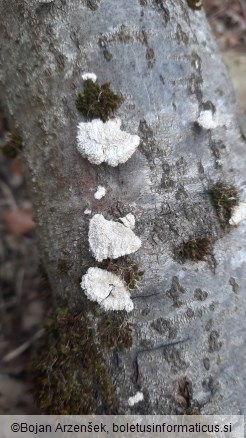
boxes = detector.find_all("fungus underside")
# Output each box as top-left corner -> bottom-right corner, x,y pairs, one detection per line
76,79 -> 122,122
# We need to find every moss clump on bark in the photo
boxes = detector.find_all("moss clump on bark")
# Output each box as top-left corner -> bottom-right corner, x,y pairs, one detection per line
98,312 -> 132,351
29,308 -> 117,414
99,256 -> 145,290
76,79 -> 122,122
176,237 -> 211,262
186,405 -> 201,415
57,258 -> 69,274
209,182 -> 239,229
187,0 -> 203,10
1,132 -> 22,158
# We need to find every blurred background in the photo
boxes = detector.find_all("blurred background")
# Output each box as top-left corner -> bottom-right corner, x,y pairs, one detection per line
0,0 -> 245,414
204,0 -> 246,110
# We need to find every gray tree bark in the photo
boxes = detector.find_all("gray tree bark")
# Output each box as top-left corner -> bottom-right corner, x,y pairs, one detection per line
0,0 -> 245,415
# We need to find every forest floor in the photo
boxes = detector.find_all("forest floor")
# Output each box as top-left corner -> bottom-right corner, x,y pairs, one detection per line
204,0 -> 246,113
0,0 -> 245,414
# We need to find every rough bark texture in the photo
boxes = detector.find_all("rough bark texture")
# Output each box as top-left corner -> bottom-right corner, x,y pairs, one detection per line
0,0 -> 245,415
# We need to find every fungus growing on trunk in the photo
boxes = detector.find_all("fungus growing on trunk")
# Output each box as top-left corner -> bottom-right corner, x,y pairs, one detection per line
94,185 -> 106,200
197,110 -> 217,129
197,109 -> 230,130
229,202 -> 246,226
81,72 -> 97,83
88,214 -> 141,262
119,213 -> 136,230
128,391 -> 144,406
77,118 -> 140,166
81,267 -> 134,312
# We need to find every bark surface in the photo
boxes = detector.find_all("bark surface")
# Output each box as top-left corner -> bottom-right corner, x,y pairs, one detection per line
0,0 -> 245,415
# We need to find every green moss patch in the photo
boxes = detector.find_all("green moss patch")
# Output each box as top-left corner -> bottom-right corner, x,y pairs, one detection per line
98,312 -> 132,351
209,182 -> 239,229
76,79 -> 122,122
29,308 -> 117,414
186,405 -> 201,415
176,237 -> 211,262
99,256 -> 145,290
57,258 -> 69,274
187,0 -> 203,10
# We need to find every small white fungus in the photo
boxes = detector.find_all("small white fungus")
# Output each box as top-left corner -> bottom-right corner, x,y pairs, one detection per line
89,214 -> 141,262
94,185 -> 106,200
197,110 -> 218,130
197,109 -> 231,130
128,392 -> 144,406
77,118 -> 140,166
195,60 -> 199,70
81,267 -> 134,312
81,72 -> 97,83
84,209 -> 92,215
229,202 -> 246,225
119,213 -> 136,230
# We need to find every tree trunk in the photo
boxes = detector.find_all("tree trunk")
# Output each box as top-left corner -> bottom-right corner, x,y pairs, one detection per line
0,0 -> 245,415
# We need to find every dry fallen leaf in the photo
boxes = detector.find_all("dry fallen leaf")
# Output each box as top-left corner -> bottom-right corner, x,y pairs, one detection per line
2,209 -> 35,236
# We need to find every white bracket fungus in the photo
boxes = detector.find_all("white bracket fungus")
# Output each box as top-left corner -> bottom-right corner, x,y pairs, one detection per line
229,202 -> 246,225
94,185 -> 106,200
119,213 -> 136,230
81,72 -> 97,83
84,209 -> 92,215
77,118 -> 140,166
81,267 -> 134,312
89,214 -> 141,262
197,110 -> 218,130
128,392 -> 144,406
197,110 -> 231,130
